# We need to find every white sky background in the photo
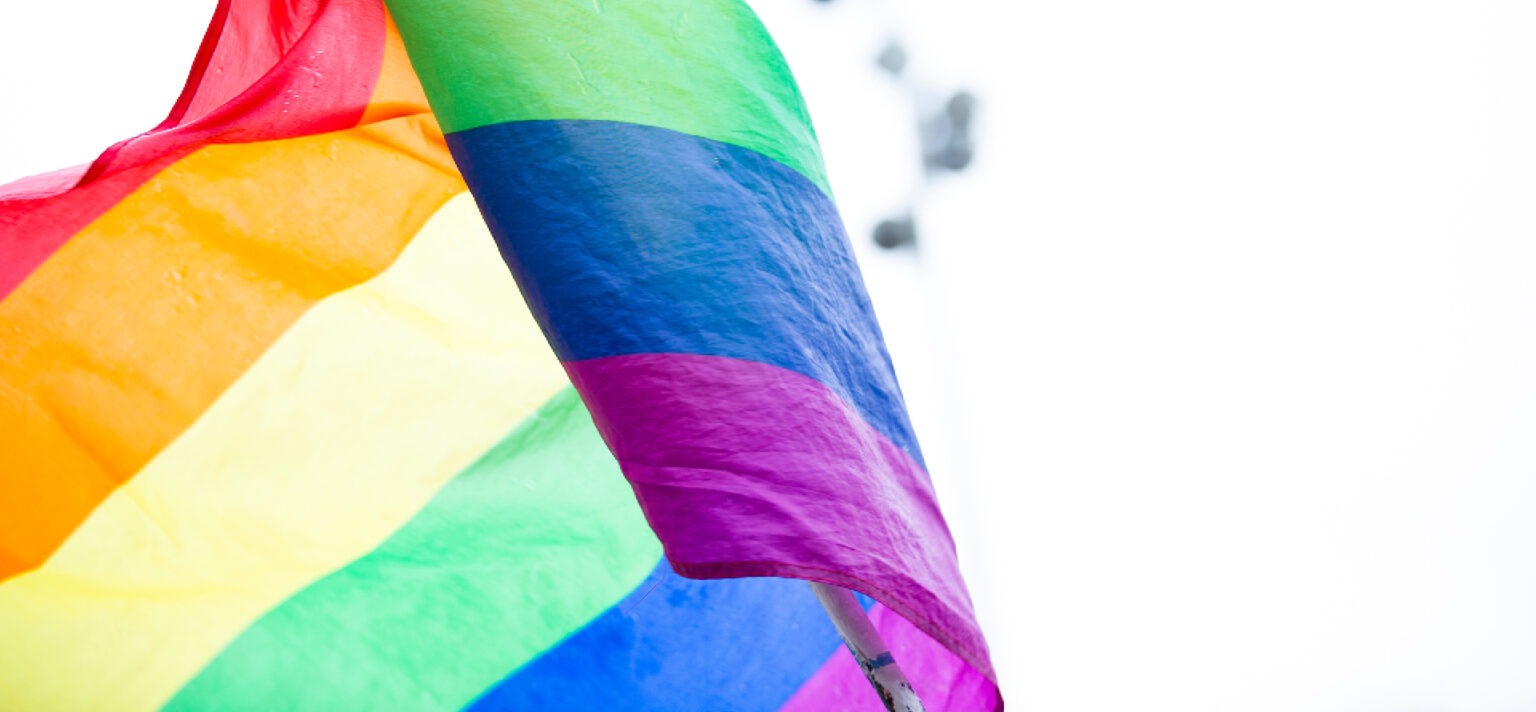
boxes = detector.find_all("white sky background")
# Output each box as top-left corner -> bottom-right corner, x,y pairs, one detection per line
4,2 -> 1536,710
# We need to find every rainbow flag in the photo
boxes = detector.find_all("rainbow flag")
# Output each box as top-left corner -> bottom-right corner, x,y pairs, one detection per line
0,0 -> 999,709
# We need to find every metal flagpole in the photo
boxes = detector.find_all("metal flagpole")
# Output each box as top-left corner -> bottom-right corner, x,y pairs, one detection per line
808,582 -> 926,712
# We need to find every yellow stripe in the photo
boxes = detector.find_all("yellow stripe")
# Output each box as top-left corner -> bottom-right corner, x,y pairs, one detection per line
0,194 -> 566,711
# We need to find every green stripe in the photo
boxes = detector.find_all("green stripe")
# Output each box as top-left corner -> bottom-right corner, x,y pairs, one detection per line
165,388 -> 661,711
383,0 -> 831,195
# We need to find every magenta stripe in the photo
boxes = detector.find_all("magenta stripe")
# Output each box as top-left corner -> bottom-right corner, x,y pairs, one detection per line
565,353 -> 996,686
782,604 -> 1002,711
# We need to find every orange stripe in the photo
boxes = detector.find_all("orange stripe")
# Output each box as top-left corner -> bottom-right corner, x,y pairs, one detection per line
1,0 -> 387,301
0,114 -> 462,580
360,11 -> 432,125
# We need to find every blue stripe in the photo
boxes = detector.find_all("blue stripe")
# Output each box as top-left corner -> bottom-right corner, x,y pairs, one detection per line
467,559 -> 871,711
445,119 -> 923,465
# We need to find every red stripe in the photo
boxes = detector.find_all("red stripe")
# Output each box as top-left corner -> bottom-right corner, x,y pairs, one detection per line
0,0 -> 388,301
163,0 -> 236,127
0,157 -> 175,298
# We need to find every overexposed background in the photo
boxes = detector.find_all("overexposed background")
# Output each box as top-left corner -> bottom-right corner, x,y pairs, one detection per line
5,1 -> 1535,710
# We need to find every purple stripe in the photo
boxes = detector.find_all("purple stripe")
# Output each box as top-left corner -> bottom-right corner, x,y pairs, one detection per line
781,604 -> 1003,712
565,353 -> 996,686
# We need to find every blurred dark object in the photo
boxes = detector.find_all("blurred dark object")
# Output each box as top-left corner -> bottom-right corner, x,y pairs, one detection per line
921,90 -> 976,172
876,41 -> 908,76
873,215 -> 918,250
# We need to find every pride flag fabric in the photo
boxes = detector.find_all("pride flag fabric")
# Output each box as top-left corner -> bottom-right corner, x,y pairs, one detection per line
0,0 -> 999,709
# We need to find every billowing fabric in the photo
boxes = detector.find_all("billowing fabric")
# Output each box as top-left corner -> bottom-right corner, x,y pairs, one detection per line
0,0 -> 1000,709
